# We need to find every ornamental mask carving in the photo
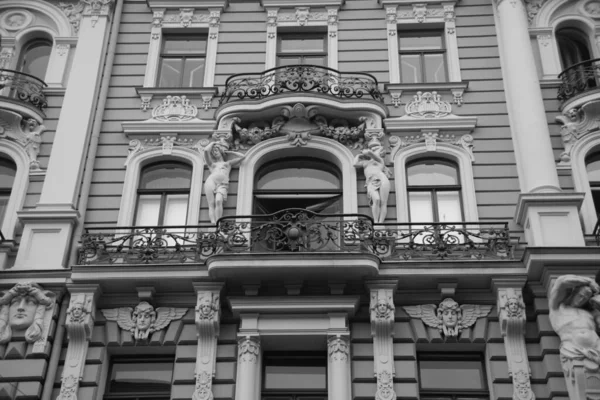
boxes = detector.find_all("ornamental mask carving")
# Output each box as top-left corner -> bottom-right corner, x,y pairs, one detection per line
0,282 -> 56,348
238,336 -> 260,363
196,292 -> 219,321
328,335 -> 350,362
101,301 -> 187,342
370,289 -> 395,321
404,298 -> 492,338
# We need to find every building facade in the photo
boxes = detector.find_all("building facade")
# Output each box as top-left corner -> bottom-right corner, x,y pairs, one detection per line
0,0 -> 599,399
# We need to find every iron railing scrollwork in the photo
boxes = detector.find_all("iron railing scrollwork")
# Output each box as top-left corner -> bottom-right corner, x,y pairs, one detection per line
0,69 -> 48,112
557,58 -> 600,103
219,65 -> 384,105
78,209 -> 515,265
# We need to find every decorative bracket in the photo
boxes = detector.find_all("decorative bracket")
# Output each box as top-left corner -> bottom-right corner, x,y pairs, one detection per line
57,284 -> 100,400
192,282 -> 223,400
0,112 -> 47,171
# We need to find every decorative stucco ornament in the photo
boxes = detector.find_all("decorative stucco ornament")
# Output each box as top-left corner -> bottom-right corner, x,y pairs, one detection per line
238,336 -> 260,364
403,298 -> 492,338
315,116 -> 366,149
0,282 -> 56,352
101,301 -> 187,342
126,137 -> 203,165
583,0 -> 600,17
548,275 -> 600,399
152,95 -> 198,121
328,335 -> 350,362
390,132 -> 475,161
0,114 -> 46,170
405,91 -> 452,118
0,10 -> 34,32
370,288 -> 396,400
232,117 -> 283,149
193,290 -> 221,400
524,0 -> 547,25
554,106 -> 599,167
59,1 -> 85,33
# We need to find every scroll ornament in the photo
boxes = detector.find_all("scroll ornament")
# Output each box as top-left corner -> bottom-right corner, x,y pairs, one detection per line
403,298 -> 492,338
101,301 -> 186,342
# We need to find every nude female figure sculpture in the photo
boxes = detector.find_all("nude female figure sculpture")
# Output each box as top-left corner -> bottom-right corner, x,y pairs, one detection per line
353,144 -> 392,223
203,140 -> 245,224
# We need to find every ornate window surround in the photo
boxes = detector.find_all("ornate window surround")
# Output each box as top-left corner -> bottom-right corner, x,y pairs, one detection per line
0,140 -> 29,241
116,141 -> 205,227
139,0 -> 228,110
235,136 -> 358,216
0,1 -> 76,90
382,0 -> 464,104
261,0 -> 344,70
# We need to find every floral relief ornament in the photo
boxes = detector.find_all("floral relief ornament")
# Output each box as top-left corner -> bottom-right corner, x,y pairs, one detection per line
403,298 -> 492,338
57,375 -> 79,400
328,335 -> 350,362
101,301 -> 187,342
238,336 -> 260,363
376,370 -> 395,400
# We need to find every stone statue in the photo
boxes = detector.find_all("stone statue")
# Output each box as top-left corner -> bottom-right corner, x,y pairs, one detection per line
353,143 -> 392,223
0,282 -> 55,345
203,140 -> 245,224
548,274 -> 600,370
24,118 -> 44,170
101,301 -> 187,342
404,297 -> 492,338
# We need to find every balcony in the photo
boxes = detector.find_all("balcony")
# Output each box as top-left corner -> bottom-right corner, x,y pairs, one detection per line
557,58 -> 600,105
0,69 -> 47,119
219,65 -> 384,106
78,209 -> 515,273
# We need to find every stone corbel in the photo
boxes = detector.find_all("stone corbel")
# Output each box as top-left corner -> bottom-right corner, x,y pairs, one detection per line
57,284 -> 100,400
368,281 -> 398,400
192,282 -> 223,400
494,279 -> 534,400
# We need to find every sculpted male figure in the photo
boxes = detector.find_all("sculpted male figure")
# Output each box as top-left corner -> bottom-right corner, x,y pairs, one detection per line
353,143 -> 392,223
203,140 -> 245,224
548,274 -> 600,369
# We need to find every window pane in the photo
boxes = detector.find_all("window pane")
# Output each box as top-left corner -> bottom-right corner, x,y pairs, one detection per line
407,161 -> 459,186
21,41 -> 51,78
399,35 -> 443,50
587,158 -> 600,182
140,164 -> 192,190
400,54 -> 421,83
420,360 -> 486,390
163,194 -> 189,226
0,194 -> 9,224
0,158 -> 16,189
264,365 -> 327,390
163,37 -> 206,54
159,58 -> 183,87
182,58 -> 205,87
280,36 -> 325,53
257,168 -> 340,191
109,361 -> 173,393
278,56 -> 302,66
436,191 -> 462,222
409,192 -> 434,222
303,56 -> 326,66
135,194 -> 161,226
424,53 -> 446,82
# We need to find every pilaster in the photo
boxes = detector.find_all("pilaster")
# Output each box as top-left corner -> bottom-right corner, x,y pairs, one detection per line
265,8 -> 278,70
235,335 -> 261,400
327,334 -> 352,400
56,284 -> 100,400
192,282 -> 223,400
45,37 -> 77,88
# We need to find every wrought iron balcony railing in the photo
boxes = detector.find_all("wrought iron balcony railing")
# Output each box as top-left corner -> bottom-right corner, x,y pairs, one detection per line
78,209 -> 515,265
557,58 -> 600,103
0,69 -> 48,112
219,65 -> 384,105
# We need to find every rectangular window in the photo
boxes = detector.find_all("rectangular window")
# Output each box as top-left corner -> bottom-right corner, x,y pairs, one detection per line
262,352 -> 327,400
158,35 -> 207,87
418,353 -> 488,400
104,357 -> 174,400
277,33 -> 327,67
399,30 -> 447,83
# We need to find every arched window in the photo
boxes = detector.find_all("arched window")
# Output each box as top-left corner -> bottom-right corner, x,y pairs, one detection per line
18,39 -> 52,79
556,27 -> 593,69
253,158 -> 342,214
586,152 -> 600,217
406,159 -> 463,222
0,157 -> 16,225
134,162 -> 192,226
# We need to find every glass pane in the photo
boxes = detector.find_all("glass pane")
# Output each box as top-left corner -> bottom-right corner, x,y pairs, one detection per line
109,361 -> 173,393
183,58 -> 205,87
135,195 -> 161,226
159,58 -> 183,87
21,41 -> 51,78
163,37 -> 206,54
264,366 -> 327,390
140,164 -> 192,190
257,168 -> 340,191
409,192 -> 434,222
436,191 -> 463,222
420,360 -> 486,390
400,54 -> 421,83
587,158 -> 600,182
163,194 -> 189,226
399,35 -> 443,50
407,161 -> 459,186
280,36 -> 325,52
278,56 -> 302,66
0,194 -> 9,223
0,158 -> 16,189
424,53 -> 446,82
303,56 -> 326,66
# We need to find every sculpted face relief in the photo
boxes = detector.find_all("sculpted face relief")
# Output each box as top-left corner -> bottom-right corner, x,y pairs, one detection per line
9,295 -> 37,331
441,309 -> 458,328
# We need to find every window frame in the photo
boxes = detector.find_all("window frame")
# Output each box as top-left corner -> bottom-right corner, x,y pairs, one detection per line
17,38 -> 53,80
276,32 -> 328,67
586,151 -> 600,217
157,33 -> 208,88
261,351 -> 328,398
398,30 -> 447,84
104,356 -> 174,400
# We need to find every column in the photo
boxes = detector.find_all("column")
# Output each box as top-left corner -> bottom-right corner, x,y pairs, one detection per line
494,0 -> 585,246
15,0 -> 114,269
235,336 -> 261,400
327,334 -> 352,400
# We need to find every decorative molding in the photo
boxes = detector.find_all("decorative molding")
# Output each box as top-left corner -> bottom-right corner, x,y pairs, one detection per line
57,286 -> 99,400
405,91 -> 452,118
0,47 -> 14,69
369,285 -> 397,400
555,106 -> 599,168
238,336 -> 260,364
58,2 -> 85,34
497,287 -> 535,400
56,43 -> 71,56
193,283 -> 223,400
0,113 -> 46,171
0,9 -> 34,32
101,302 -> 187,343
389,132 -> 474,161
524,0 -> 547,25
126,137 -> 206,165
328,334 -> 350,363
404,298 -> 492,338
152,95 -> 198,121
